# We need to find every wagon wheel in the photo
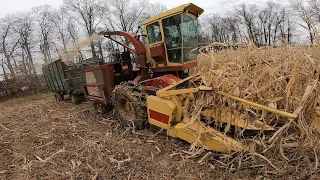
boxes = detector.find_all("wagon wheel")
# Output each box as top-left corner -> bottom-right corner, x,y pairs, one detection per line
94,102 -> 108,114
70,94 -> 80,104
54,93 -> 64,102
113,83 -> 147,130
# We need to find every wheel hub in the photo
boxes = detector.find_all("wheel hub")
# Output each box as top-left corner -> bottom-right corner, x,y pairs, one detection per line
118,97 -> 135,122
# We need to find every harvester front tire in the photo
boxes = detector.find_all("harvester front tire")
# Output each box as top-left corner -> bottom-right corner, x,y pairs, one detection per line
113,83 -> 147,130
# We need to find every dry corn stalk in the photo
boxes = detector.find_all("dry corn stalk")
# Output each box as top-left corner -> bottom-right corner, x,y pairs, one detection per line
189,43 -> 320,176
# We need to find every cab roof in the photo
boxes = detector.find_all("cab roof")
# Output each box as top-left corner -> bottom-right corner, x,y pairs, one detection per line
142,3 -> 204,25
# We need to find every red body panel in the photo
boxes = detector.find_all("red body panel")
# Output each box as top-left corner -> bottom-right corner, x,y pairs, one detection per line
140,74 -> 182,92
149,109 -> 169,124
85,64 -> 115,88
83,64 -> 114,104
150,43 -> 167,67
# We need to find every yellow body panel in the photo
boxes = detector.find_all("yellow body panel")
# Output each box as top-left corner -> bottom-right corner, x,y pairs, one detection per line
168,117 -> 244,153
147,94 -> 244,153
142,3 -> 204,25
147,96 -> 176,129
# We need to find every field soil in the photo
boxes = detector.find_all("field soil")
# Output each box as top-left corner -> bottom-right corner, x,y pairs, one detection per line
0,93 -> 311,179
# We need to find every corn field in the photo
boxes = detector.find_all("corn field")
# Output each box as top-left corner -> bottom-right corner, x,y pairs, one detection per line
186,44 -> 320,177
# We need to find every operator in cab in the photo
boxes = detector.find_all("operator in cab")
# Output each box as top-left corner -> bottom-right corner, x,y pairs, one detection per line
164,28 -> 173,61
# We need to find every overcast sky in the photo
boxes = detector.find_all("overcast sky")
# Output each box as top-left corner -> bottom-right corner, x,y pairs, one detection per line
0,0 -> 62,17
0,0 -> 289,17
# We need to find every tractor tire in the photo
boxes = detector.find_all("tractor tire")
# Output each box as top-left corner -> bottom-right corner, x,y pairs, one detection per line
70,94 -> 81,104
113,82 -> 148,130
54,93 -> 64,102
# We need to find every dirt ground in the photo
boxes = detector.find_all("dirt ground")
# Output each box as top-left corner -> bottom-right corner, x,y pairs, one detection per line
0,93 -> 303,179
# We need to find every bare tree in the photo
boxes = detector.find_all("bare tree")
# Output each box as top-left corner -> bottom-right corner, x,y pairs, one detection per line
51,7 -> 70,54
0,15 -> 21,79
201,1 -> 294,46
198,19 -> 211,44
15,12 -> 38,78
277,8 -> 294,44
206,14 -> 227,42
63,0 -> 107,57
235,4 -> 261,45
258,2 -> 289,45
205,13 -> 240,43
257,2 -> 281,45
147,3 -> 167,17
0,55 -> 8,81
66,19 -> 85,61
290,0 -> 315,44
106,0 -> 166,33
33,5 -> 55,63
0,0 -> 312,83
308,0 -> 320,22
224,15 -> 241,43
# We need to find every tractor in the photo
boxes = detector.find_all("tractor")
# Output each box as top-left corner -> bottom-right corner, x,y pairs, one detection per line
83,3 -> 297,153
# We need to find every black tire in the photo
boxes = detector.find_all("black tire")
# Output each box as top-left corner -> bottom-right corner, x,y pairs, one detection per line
113,82 -> 147,130
54,93 -> 64,102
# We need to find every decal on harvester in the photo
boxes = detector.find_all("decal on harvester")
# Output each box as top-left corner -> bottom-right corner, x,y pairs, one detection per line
149,109 -> 169,124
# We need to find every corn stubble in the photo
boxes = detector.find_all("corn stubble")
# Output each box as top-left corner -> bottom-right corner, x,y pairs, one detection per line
189,44 -> 320,177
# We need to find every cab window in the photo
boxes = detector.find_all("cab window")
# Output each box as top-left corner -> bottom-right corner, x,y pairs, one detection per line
182,14 -> 198,62
162,14 -> 182,63
146,22 -> 162,44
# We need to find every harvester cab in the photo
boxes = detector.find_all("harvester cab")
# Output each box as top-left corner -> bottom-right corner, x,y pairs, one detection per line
142,3 -> 203,76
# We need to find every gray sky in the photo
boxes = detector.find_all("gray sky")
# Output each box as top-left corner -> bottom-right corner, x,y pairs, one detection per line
0,0 -> 289,17
0,0 -> 62,17
149,0 -> 289,14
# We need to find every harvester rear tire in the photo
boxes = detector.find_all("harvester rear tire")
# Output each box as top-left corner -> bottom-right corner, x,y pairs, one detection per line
113,82 -> 147,130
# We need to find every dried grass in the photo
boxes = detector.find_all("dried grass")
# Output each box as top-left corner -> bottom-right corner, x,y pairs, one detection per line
1,94 -> 229,179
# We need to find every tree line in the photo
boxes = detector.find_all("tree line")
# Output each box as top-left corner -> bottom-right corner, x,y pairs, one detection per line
0,0 -> 165,81
0,0 -> 318,82
199,0 -> 320,46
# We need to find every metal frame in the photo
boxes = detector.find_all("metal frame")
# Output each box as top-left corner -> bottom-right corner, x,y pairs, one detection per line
83,64 -> 114,105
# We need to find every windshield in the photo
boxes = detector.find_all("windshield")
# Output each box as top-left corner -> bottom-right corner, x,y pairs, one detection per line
162,13 -> 198,63
146,22 -> 162,44
182,14 -> 198,62
162,14 -> 182,63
